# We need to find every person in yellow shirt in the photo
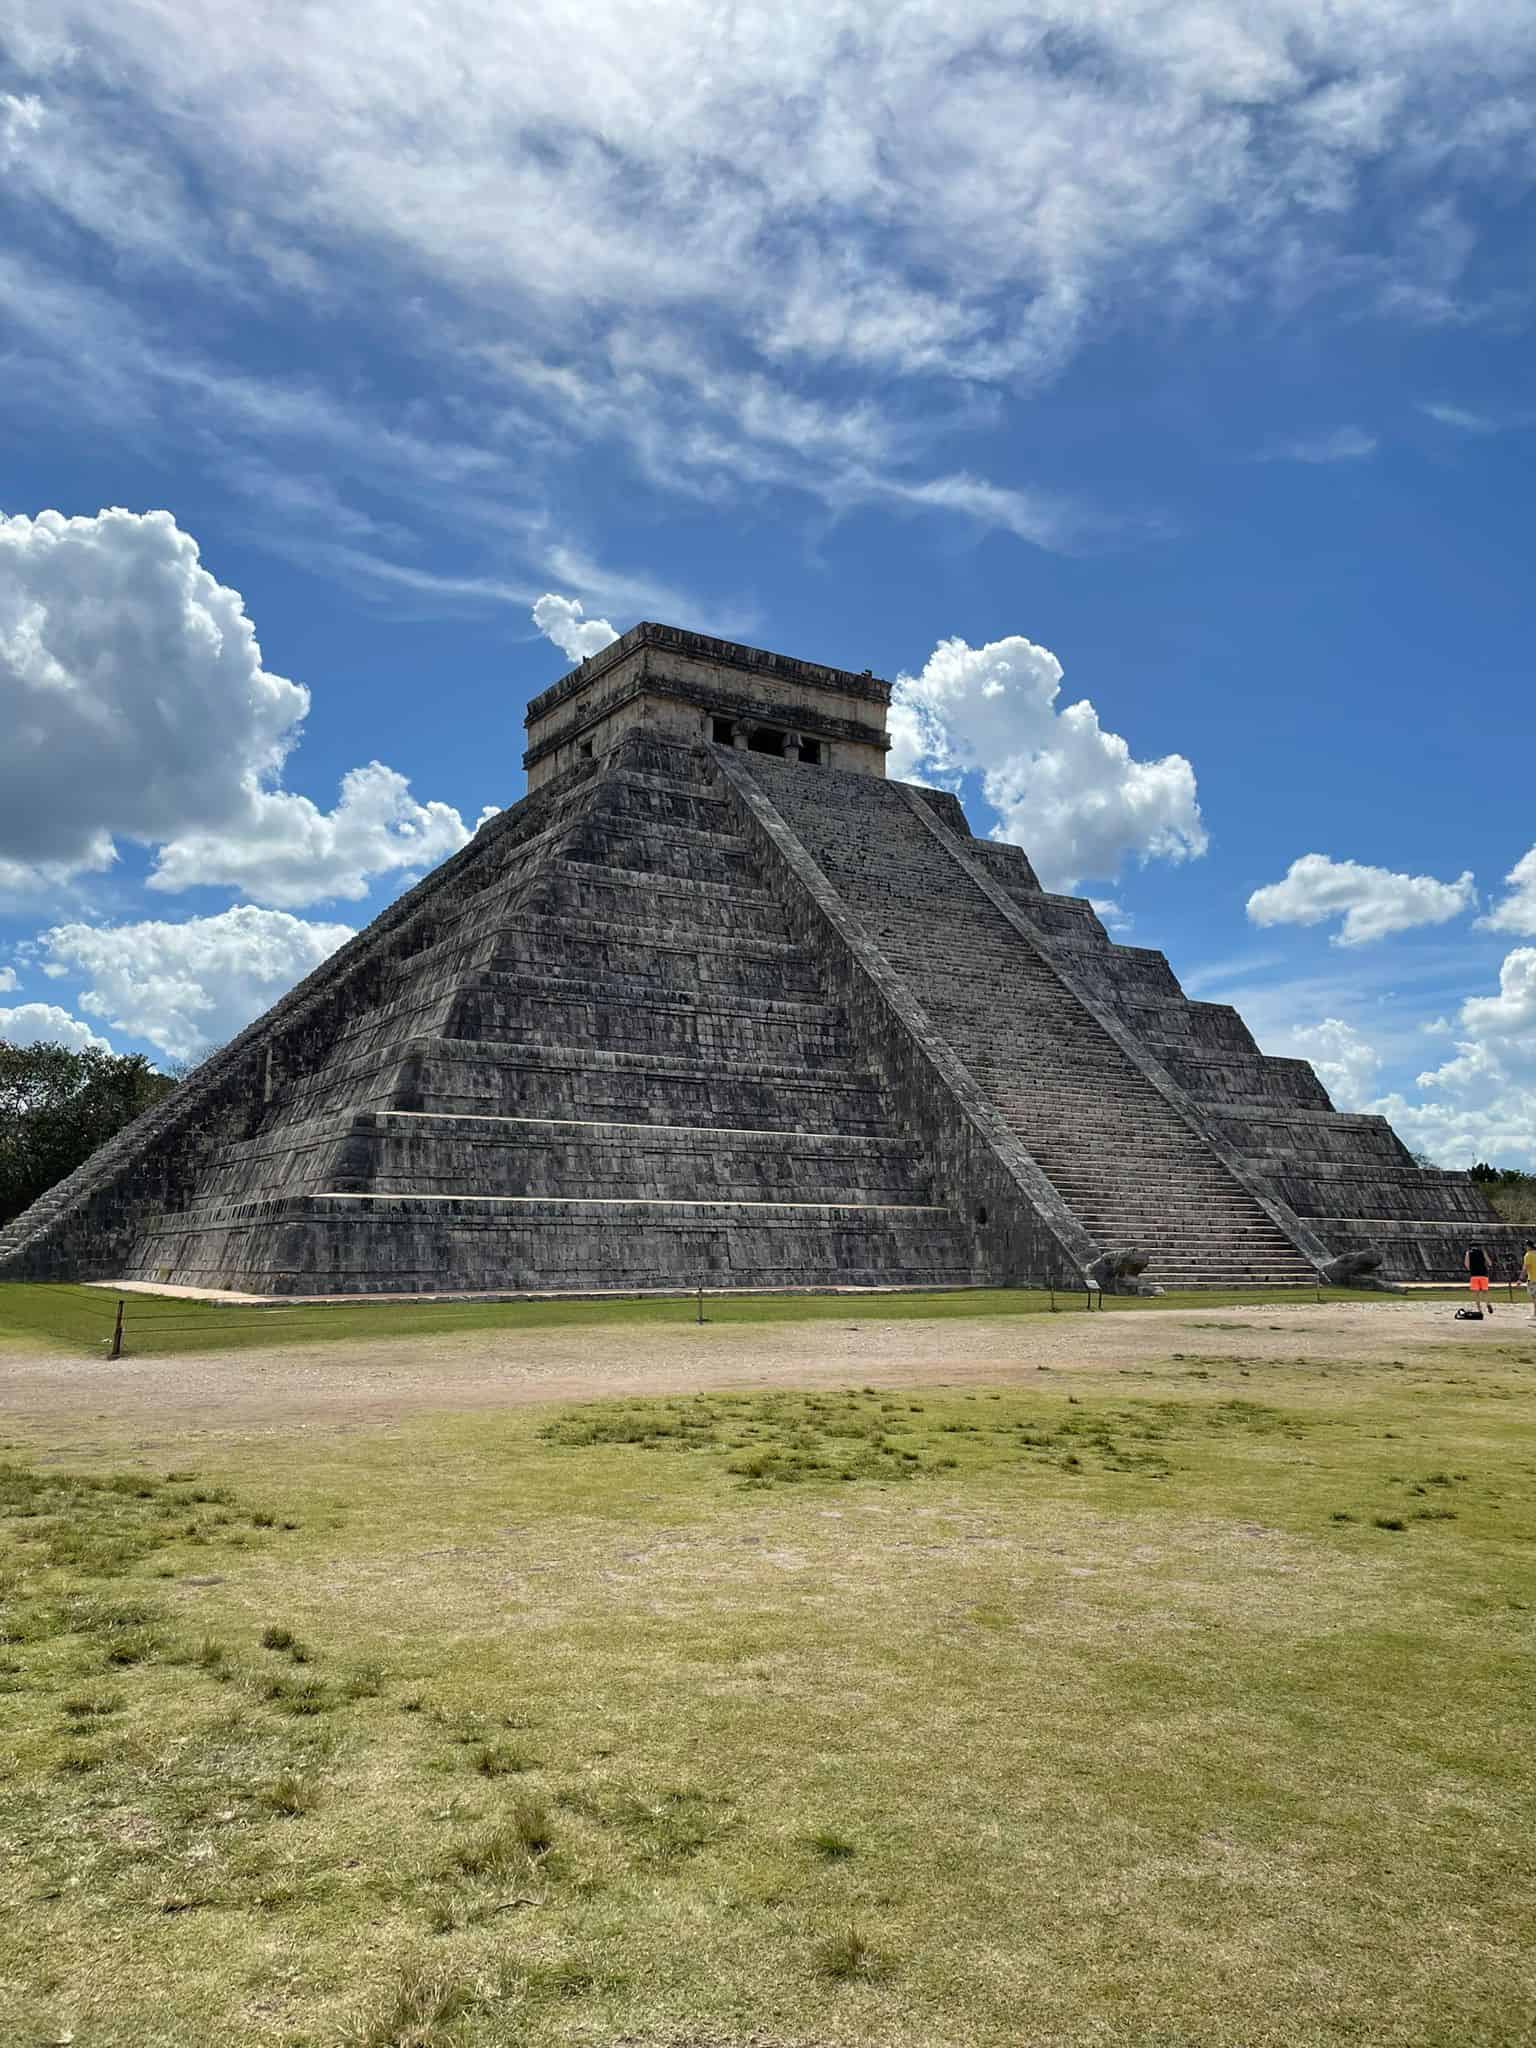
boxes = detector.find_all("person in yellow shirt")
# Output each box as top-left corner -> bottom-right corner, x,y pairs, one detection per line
1522,1241 -> 1536,1319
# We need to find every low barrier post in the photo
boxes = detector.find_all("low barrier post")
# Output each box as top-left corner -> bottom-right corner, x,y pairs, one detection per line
110,1298 -> 125,1360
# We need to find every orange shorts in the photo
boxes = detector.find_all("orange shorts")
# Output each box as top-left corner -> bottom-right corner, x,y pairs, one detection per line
1469,1275 -> 1490,1292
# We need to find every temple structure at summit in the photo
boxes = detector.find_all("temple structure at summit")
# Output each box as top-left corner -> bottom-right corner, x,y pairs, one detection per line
0,622 -> 1513,1296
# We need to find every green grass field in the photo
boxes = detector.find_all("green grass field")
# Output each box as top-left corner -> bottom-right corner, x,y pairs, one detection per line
3,1319 -> 1534,2045
0,1278 -> 1467,1361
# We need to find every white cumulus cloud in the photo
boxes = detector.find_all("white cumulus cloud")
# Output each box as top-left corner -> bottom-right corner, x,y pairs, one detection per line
41,906 -> 354,1060
0,966 -> 17,992
0,1001 -> 113,1052
1089,898 -> 1132,935
1372,947 -> 1536,1168
888,632 -> 1206,893
1477,845 -> 1536,936
145,761 -> 472,908
0,508 -> 475,907
1286,1016 -> 1382,1111
532,593 -> 619,663
1247,854 -> 1476,946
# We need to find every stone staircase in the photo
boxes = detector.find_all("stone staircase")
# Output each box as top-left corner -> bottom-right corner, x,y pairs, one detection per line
737,758 -> 1319,1289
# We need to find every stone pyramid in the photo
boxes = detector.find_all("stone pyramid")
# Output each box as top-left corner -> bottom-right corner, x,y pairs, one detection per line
0,624 -> 1512,1296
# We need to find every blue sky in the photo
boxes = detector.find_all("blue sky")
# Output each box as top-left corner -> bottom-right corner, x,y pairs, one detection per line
3,2 -> 1535,1163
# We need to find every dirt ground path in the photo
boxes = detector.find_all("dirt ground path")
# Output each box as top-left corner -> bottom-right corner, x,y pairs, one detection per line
3,1296 -> 1522,1454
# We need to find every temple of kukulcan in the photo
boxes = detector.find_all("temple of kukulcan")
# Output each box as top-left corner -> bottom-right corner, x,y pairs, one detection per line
0,623 -> 1515,1296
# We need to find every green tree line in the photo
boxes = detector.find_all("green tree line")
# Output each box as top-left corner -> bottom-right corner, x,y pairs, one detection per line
0,1041 -> 177,1228
1469,1161 -> 1536,1225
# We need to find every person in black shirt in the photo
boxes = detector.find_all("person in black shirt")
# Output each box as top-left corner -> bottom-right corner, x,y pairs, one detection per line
1464,1243 -> 1494,1316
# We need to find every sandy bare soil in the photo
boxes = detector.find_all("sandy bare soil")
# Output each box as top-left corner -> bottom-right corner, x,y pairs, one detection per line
2,1296 -> 1523,1454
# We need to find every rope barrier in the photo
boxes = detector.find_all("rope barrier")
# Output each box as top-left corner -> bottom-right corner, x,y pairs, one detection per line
17,1277 -> 1476,1355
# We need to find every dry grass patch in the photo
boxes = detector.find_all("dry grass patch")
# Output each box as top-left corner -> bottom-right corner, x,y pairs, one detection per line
4,1345 -> 1536,2045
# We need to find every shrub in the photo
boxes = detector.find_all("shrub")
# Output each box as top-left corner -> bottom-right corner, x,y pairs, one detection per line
447,1825 -> 533,1883
472,1742 -> 533,1778
448,1798 -> 552,1881
103,1629 -> 159,1667
807,1827 -> 856,1860
263,1774 -> 320,1817
522,1957 -> 602,2000
265,1674 -> 331,1716
510,1794 -> 552,1857
63,1691 -> 124,1720
815,1922 -> 886,1981
342,1959 -> 482,2047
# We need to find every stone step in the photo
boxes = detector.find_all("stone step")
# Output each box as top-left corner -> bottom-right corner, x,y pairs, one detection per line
372,1108 -> 919,1150
1069,1216 -> 1305,1239
604,767 -> 728,803
1047,1175 -> 1265,1197
543,858 -> 779,907
491,946 -> 825,1003
1033,1148 -> 1242,1171
1150,1270 -> 1318,1284
459,968 -> 844,1025
122,1184 -> 983,1296
1146,1271 -> 1316,1286
584,809 -> 745,853
391,1036 -> 902,1137
563,837 -> 756,887
402,1036 -> 883,1085
509,910 -> 808,961
1068,1203 -> 1305,1235
444,989 -> 855,1065
310,1193 -> 954,1216
1144,1249 -> 1316,1264
529,870 -> 792,941
573,798 -> 749,847
190,1106 -> 939,1209
1057,1175 -> 1281,1196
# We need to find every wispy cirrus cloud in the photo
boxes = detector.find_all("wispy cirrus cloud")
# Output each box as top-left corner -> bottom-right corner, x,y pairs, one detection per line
1420,401 -> 1499,433
1257,426 -> 1377,464
4,0 -> 1534,566
1419,399 -> 1533,435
